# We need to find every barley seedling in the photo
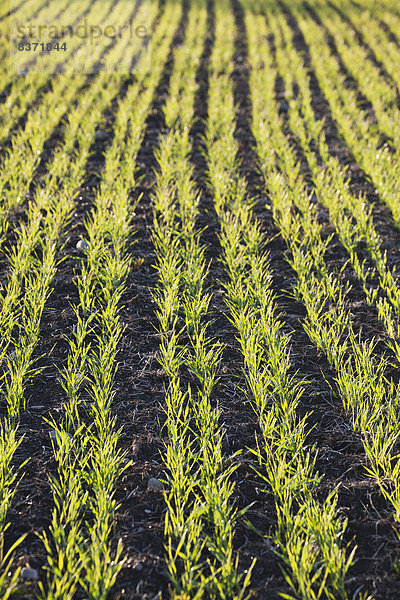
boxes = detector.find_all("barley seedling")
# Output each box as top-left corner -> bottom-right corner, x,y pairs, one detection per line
151,2 -> 249,595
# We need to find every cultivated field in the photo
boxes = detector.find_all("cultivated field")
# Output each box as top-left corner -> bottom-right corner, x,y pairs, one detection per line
1,0 -> 400,598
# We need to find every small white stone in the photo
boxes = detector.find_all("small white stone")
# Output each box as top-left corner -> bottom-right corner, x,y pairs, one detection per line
76,239 -> 89,251
30,405 -> 45,410
147,477 -> 163,491
21,567 -> 38,581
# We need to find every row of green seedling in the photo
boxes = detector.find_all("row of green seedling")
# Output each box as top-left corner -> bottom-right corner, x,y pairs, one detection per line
268,6 -> 400,363
0,3 -> 159,595
0,0 -> 153,410
0,0 -> 50,66
0,0 -> 95,143
152,2 -> 249,597
246,0 -> 400,584
39,5 -> 182,598
0,0 -> 132,258
329,0 -> 400,94
207,2 -> 353,598
358,0 -> 400,36
313,0 -> 400,149
284,0 -> 400,229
